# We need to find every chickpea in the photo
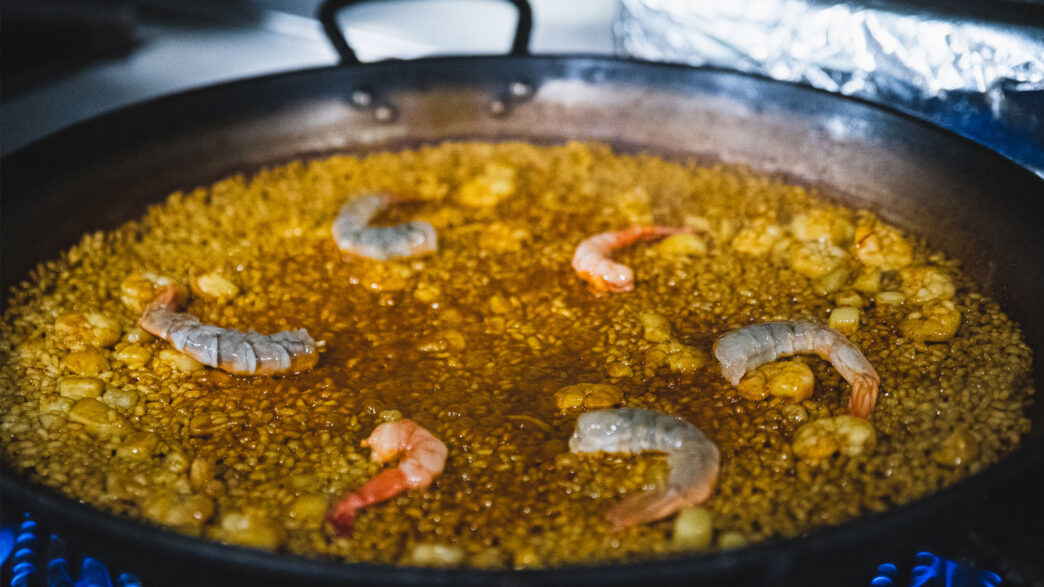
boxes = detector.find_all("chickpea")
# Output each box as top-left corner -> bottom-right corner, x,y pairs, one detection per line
656,233 -> 707,258
672,507 -> 714,551
408,543 -> 466,567
787,242 -> 848,279
54,312 -> 122,350
120,272 -> 187,312
113,343 -> 152,369
932,429 -> 980,468
852,219 -> 913,270
731,220 -> 783,256
117,431 -> 160,460
62,349 -> 110,376
789,208 -> 854,245
143,491 -> 215,532
554,383 -> 623,411
641,312 -> 672,343
39,394 -> 74,415
643,341 -> 708,376
288,494 -> 329,523
792,415 -> 876,459
211,509 -> 286,549
605,361 -> 634,378
454,163 -> 516,207
899,299 -> 961,342
190,271 -> 239,302
737,361 -> 815,402
899,266 -> 956,304
101,386 -> 139,411
58,376 -> 104,400
67,398 -> 130,438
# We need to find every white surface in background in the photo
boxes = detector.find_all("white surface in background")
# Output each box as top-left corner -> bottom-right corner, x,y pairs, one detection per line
0,0 -> 617,155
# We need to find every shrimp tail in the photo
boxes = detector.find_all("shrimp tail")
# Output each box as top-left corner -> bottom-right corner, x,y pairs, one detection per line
326,468 -> 409,536
148,285 -> 185,313
325,496 -> 361,537
606,486 -> 687,529
848,373 -> 879,419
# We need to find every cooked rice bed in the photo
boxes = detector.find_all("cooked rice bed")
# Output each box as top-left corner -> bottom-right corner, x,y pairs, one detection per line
0,141 -> 1034,568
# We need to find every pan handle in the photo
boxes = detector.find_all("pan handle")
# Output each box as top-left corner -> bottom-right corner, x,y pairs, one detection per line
317,0 -> 533,65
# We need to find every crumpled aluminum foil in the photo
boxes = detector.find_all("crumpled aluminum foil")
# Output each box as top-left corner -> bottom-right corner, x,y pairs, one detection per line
614,0 -> 1044,175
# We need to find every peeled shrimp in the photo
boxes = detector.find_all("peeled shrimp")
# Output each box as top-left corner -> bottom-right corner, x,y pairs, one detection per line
713,321 -> 880,419
326,419 -> 447,536
569,408 -> 720,528
139,286 -> 317,375
572,226 -> 687,292
332,193 -> 437,261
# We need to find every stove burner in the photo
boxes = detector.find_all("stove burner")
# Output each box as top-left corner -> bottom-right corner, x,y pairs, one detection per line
872,552 -> 1003,587
0,514 -> 141,587
0,511 -> 1027,586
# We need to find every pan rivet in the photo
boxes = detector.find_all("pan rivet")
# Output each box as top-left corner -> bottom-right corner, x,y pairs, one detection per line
509,82 -> 532,99
374,105 -> 397,123
489,99 -> 508,117
352,90 -> 374,108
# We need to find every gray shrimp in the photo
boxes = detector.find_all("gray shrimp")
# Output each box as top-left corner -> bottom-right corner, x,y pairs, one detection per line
331,193 -> 437,261
569,408 -> 720,528
140,286 -> 318,375
713,321 -> 880,418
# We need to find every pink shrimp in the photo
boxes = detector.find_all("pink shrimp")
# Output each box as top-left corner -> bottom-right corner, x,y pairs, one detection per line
569,408 -> 720,529
572,226 -> 688,292
713,321 -> 881,419
139,286 -> 317,375
326,419 -> 448,536
332,193 -> 437,261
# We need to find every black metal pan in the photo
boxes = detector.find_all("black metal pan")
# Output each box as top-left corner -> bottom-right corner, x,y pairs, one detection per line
2,2 -> 1042,585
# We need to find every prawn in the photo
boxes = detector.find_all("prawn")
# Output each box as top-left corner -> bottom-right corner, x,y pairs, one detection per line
332,193 -> 437,261
139,286 -> 318,375
572,226 -> 688,292
326,418 -> 448,536
713,321 -> 880,419
569,408 -> 720,528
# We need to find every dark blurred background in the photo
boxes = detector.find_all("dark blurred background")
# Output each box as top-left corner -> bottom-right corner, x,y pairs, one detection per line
0,0 -> 616,155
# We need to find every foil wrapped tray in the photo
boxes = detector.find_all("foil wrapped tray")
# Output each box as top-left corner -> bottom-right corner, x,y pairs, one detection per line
614,0 -> 1044,175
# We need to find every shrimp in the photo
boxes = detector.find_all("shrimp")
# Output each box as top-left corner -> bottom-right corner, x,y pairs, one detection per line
326,419 -> 448,536
713,321 -> 880,419
569,408 -> 720,528
332,193 -> 437,261
572,226 -> 688,292
139,286 -> 317,375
